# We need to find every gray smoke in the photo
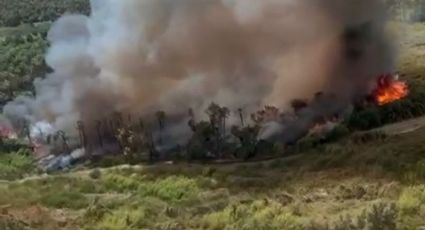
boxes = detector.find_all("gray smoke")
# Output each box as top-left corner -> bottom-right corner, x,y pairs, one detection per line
3,0 -> 394,147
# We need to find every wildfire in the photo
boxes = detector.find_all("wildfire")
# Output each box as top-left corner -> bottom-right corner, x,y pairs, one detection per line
373,74 -> 409,105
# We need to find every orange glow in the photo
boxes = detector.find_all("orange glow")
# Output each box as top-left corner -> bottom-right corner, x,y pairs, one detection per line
374,75 -> 409,105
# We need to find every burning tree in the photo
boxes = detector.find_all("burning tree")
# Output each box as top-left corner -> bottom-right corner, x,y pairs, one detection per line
373,74 -> 409,105
155,110 -> 166,145
251,106 -> 281,125
237,108 -> 245,127
231,125 -> 260,160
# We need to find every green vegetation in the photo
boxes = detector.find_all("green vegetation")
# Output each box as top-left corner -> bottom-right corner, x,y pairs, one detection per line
0,148 -> 33,180
0,0 -> 89,27
0,32 -> 49,105
0,0 -> 88,106
0,126 -> 424,229
0,22 -> 49,106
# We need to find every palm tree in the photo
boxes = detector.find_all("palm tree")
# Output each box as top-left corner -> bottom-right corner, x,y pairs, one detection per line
96,120 -> 103,147
127,114 -> 132,124
219,107 -> 230,138
77,121 -> 86,149
188,108 -> 196,131
237,108 -> 244,127
206,103 -> 221,128
206,103 -> 222,158
147,131 -> 157,162
155,111 -> 166,145
139,118 -> 145,133
219,107 -> 230,159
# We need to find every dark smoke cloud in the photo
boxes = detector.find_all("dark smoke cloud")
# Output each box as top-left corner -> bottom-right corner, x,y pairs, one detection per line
3,0 -> 393,147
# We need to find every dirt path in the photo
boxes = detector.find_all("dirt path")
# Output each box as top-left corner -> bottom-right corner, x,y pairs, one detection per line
371,116 -> 425,135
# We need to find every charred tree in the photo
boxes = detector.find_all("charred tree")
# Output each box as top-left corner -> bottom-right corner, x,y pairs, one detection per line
96,120 -> 103,148
77,121 -> 87,149
237,108 -> 245,127
155,111 -> 166,145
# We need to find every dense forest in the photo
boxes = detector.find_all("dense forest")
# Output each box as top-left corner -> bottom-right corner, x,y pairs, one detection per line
0,0 -> 89,27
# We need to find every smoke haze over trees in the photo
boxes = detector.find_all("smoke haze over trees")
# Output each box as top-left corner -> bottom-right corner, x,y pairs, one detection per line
2,0 -> 395,149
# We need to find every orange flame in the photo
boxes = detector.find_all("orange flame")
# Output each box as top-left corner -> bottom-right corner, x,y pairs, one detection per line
374,74 -> 409,106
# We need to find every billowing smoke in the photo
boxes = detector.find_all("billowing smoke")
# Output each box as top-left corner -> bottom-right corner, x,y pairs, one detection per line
3,0 -> 394,149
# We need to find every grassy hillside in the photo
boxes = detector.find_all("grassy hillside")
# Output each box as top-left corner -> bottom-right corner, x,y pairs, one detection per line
1,128 -> 425,229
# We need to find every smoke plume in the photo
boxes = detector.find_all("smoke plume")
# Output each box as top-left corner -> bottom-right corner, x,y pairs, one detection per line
3,0 -> 394,148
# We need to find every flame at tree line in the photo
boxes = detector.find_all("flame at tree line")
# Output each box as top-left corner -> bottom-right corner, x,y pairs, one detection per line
0,72 -> 409,152
373,74 -> 409,105
0,0 -> 401,168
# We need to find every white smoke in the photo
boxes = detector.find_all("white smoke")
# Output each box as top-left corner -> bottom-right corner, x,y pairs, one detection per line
3,0 -> 393,147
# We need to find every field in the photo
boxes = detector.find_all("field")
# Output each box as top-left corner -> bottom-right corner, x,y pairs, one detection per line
2,1 -> 425,230
1,127 -> 425,229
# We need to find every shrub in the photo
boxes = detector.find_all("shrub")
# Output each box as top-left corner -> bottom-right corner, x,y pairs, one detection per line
402,159 -> 425,183
358,203 -> 398,230
347,107 -> 382,130
332,203 -> 398,230
40,190 -> 89,209
94,155 -> 127,168
0,149 -> 34,180
0,218 -> 27,230
94,206 -> 147,230
89,168 -> 102,179
325,124 -> 350,142
102,174 -> 141,192
332,215 -> 357,230
0,139 -> 29,153
201,199 -> 303,230
347,80 -> 425,131
398,185 -> 425,216
139,176 -> 200,203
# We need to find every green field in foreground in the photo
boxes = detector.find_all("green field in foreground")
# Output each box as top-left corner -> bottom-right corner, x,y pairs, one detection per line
1,127 -> 425,229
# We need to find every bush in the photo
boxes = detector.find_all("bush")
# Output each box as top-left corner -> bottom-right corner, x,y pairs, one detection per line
402,159 -> 425,183
85,198 -> 168,230
347,107 -> 382,130
332,203 -> 398,230
325,125 -> 350,142
40,190 -> 89,209
347,81 -> 425,131
93,206 -> 148,230
0,218 -> 27,230
201,199 -> 303,230
398,185 -> 425,216
0,139 -> 29,153
0,149 -> 34,180
139,176 -> 200,203
94,155 -> 128,168
102,174 -> 141,192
